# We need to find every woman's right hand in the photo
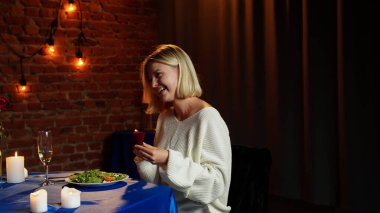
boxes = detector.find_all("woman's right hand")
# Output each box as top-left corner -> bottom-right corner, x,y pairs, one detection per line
133,143 -> 169,165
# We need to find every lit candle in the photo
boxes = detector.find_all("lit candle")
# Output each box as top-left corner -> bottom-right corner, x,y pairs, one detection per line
132,129 -> 145,145
30,189 -> 48,213
6,151 -> 25,183
61,187 -> 81,208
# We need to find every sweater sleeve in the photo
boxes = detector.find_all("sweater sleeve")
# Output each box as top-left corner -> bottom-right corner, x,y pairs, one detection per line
159,110 -> 232,204
136,159 -> 159,183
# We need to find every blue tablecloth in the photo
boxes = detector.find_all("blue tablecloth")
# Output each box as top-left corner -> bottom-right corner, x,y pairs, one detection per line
0,172 -> 177,213
103,130 -> 155,179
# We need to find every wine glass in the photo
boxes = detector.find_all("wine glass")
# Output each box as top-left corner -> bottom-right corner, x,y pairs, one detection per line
37,130 -> 53,186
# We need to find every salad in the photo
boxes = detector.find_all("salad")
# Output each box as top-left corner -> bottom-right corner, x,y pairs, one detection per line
68,170 -> 128,183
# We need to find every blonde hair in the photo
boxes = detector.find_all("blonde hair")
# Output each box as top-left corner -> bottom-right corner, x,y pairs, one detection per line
141,44 -> 202,114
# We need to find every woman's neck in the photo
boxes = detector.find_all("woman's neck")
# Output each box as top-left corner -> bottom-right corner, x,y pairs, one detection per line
172,97 -> 208,121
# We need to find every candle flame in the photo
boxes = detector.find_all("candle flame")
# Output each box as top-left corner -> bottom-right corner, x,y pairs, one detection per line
15,151 -> 18,157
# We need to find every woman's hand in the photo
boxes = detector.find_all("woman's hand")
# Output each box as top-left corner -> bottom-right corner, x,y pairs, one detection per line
133,143 -> 169,165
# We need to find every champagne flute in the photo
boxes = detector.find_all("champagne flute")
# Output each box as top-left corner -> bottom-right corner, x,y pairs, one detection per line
0,139 -> 7,185
0,149 -> 3,184
37,130 -> 53,186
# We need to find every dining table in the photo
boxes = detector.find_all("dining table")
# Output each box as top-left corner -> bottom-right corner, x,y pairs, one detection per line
0,171 -> 177,213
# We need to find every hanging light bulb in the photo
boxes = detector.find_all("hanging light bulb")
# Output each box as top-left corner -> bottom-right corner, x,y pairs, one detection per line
77,57 -> 84,66
75,47 -> 84,67
66,0 -> 76,12
19,72 -> 27,92
46,35 -> 55,55
19,85 -> 27,92
75,31 -> 86,68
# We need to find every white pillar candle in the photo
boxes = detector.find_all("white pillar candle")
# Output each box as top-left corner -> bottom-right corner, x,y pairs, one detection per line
61,187 -> 81,208
6,151 -> 25,183
30,189 -> 48,213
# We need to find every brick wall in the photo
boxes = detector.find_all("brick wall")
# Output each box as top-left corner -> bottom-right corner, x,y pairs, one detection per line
0,0 -> 158,172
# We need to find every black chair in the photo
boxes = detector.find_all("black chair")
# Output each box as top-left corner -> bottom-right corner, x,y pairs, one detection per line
228,145 -> 271,213
102,130 -> 155,179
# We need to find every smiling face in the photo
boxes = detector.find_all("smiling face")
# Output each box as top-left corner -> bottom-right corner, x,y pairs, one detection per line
147,61 -> 179,103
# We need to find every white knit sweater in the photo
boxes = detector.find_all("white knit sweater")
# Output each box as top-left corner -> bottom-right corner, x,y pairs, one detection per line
136,107 -> 232,213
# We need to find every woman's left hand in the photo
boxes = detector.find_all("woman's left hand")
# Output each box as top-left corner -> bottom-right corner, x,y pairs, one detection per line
133,143 -> 169,165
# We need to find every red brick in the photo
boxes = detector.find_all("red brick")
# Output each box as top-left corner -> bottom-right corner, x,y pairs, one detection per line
50,164 -> 63,171
75,126 -> 88,133
33,17 -> 53,27
66,73 -> 91,81
68,134 -> 93,142
58,127 -> 74,135
39,8 -> 55,17
38,74 -> 65,83
38,92 -> 64,101
24,25 -> 39,35
10,25 -> 24,34
60,20 -> 81,28
75,144 -> 88,152
2,120 -> 25,129
84,152 -> 101,160
62,145 -> 75,153
40,0 -> 60,8
68,92 -> 83,100
103,13 -> 115,21
25,7 -> 39,16
28,102 -> 43,110
27,119 -> 55,128
20,0 -> 41,7
4,16 -> 29,25
57,118 -> 82,126
12,5 -> 25,16
83,116 -> 106,125
70,153 -> 84,161
88,160 -> 102,169
11,103 -> 28,111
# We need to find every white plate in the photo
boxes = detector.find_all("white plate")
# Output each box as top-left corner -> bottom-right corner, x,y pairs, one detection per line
65,176 -> 128,187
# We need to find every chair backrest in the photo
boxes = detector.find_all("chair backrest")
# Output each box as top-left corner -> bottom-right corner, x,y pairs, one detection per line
228,145 -> 271,213
102,130 -> 155,179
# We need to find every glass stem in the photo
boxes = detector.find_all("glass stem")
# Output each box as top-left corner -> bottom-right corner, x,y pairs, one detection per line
45,164 -> 49,181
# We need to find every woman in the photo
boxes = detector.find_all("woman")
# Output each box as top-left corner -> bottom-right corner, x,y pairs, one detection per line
133,44 -> 232,213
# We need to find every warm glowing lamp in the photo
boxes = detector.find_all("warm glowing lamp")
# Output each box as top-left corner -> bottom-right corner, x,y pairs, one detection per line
18,73 -> 28,92
46,35 -> 55,55
75,48 -> 84,67
77,58 -> 84,66
66,0 -> 76,12
48,45 -> 55,54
